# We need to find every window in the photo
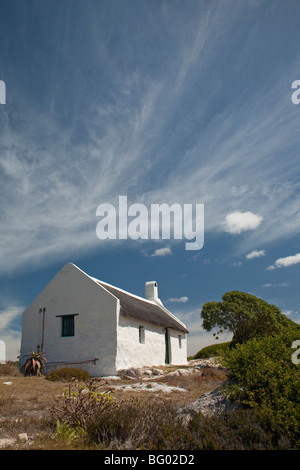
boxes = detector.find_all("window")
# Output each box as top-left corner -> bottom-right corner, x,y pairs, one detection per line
61,315 -> 75,337
139,326 -> 145,344
178,335 -> 182,349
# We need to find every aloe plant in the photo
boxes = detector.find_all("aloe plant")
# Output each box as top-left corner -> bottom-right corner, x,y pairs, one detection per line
23,350 -> 47,376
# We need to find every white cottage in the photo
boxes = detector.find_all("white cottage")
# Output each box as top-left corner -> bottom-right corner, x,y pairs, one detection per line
20,263 -> 188,376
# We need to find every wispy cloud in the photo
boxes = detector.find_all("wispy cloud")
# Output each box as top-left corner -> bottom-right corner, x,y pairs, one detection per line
0,305 -> 23,331
1,1 -> 300,277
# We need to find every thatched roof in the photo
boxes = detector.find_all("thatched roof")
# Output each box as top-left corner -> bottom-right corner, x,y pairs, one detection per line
93,280 -> 189,334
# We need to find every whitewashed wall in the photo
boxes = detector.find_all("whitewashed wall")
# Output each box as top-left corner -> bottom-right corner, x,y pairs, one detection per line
168,329 -> 187,365
116,315 -> 187,370
116,315 -> 165,370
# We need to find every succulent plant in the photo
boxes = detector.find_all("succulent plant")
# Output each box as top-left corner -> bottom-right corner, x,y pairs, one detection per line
23,350 -> 47,376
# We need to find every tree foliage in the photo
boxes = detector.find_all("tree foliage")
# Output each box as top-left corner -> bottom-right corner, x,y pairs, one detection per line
222,329 -> 300,443
201,291 -> 299,345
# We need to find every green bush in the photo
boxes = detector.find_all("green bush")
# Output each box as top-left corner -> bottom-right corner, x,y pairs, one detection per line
193,342 -> 230,359
46,367 -> 91,382
222,329 -> 300,444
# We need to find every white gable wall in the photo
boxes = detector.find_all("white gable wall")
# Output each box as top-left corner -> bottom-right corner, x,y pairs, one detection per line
20,263 -> 119,376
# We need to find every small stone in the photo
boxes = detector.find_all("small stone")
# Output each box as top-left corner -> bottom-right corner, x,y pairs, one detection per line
18,433 -> 28,443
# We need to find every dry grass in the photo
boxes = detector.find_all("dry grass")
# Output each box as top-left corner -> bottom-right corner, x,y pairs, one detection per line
0,361 -> 227,449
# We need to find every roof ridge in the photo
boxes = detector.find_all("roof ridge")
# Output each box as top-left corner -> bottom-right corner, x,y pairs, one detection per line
90,277 -> 157,305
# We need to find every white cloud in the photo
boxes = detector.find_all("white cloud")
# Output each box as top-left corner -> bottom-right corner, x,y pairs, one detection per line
150,247 -> 172,257
0,306 -> 23,330
266,265 -> 276,271
222,211 -> 263,234
246,250 -> 266,259
267,253 -> 300,270
166,296 -> 189,303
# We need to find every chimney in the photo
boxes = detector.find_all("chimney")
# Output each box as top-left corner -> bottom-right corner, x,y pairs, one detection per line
145,281 -> 163,305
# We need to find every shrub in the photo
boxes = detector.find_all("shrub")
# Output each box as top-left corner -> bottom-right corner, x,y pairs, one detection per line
193,342 -> 230,359
52,379 -> 116,438
85,396 -> 178,449
0,361 -> 21,377
222,329 -> 300,444
84,399 -> 295,450
46,367 -> 91,382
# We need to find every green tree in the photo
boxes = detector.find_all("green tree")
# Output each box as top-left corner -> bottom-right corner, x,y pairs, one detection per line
201,291 -> 299,345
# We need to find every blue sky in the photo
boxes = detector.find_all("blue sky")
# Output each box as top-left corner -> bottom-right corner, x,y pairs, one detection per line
1,0 -> 300,360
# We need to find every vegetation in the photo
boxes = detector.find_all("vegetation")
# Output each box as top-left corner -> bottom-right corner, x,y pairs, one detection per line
193,341 -> 230,359
201,290 -> 300,345
52,378 -> 115,431
23,350 -> 47,376
46,367 -> 91,382
51,378 -> 293,450
0,361 -> 21,377
222,329 -> 300,446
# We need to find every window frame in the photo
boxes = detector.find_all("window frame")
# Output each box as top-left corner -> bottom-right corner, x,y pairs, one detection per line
56,314 -> 78,337
139,325 -> 145,344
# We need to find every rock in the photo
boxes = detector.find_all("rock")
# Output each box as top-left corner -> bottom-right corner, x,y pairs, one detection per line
167,368 -> 195,377
194,357 -> 223,369
113,382 -> 187,393
178,382 -> 240,422
118,367 -> 142,378
150,368 -> 163,376
118,366 -> 164,378
18,433 -> 28,443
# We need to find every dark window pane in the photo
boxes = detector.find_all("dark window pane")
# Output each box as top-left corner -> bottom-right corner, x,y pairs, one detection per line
62,315 -> 74,337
